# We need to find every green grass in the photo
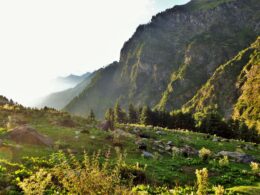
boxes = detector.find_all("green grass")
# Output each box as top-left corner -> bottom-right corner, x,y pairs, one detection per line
0,106 -> 259,190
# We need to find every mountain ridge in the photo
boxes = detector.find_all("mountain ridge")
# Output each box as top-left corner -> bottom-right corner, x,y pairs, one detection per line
63,0 -> 259,121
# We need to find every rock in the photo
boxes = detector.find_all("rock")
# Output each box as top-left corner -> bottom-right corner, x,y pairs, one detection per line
156,131 -> 166,135
6,125 -> 53,147
138,143 -> 147,150
154,140 -> 162,145
142,151 -> 154,158
133,128 -> 140,134
212,137 -> 220,142
114,129 -> 133,138
243,145 -> 254,150
217,151 -> 255,163
90,136 -> 96,139
136,140 -> 147,150
165,146 -> 172,151
167,141 -> 173,146
139,133 -> 150,139
172,147 -> 181,155
180,145 -> 198,157
158,144 -> 165,149
100,120 -> 112,131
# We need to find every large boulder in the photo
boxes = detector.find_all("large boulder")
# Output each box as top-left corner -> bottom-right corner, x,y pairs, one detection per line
6,125 -> 53,147
217,151 -> 255,163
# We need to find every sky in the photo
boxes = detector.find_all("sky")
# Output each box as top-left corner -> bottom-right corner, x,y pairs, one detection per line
0,0 -> 190,106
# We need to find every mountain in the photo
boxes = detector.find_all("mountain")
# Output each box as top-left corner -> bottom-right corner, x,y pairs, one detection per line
183,37 -> 260,131
38,72 -> 94,109
65,0 -> 260,119
55,72 -> 91,87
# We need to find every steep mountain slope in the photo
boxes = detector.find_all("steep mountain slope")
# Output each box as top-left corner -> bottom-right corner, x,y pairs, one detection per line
38,72 -> 95,109
183,37 -> 259,131
233,39 -> 260,131
65,0 -> 260,118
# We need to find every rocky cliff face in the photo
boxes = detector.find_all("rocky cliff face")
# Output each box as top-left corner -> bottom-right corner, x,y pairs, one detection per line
65,0 -> 260,118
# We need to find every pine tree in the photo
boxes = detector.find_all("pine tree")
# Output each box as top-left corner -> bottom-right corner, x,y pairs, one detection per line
140,106 -> 152,125
88,109 -> 96,122
105,108 -> 115,130
128,103 -> 138,124
114,101 -> 126,124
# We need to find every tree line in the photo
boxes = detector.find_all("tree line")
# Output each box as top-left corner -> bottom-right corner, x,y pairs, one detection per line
94,102 -> 259,143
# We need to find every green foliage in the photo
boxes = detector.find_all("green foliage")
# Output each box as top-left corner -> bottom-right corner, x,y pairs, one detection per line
114,101 -> 127,124
196,168 -> 209,195
199,147 -> 212,161
88,109 -> 96,122
105,107 -> 115,130
218,156 -> 229,168
128,103 -> 138,124
140,106 -> 153,125
213,185 -> 225,195
18,169 -> 52,195
250,162 -> 259,174
18,152 -> 131,194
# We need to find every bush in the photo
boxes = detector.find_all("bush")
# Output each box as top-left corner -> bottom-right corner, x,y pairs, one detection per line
250,162 -> 259,174
218,156 -> 229,167
18,151 -> 131,194
213,185 -> 225,195
119,162 -> 147,185
196,168 -> 208,195
199,148 -> 212,161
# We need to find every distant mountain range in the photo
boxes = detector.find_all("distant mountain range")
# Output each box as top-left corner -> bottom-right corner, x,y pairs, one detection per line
55,72 -> 91,87
39,0 -> 259,131
37,72 -> 92,109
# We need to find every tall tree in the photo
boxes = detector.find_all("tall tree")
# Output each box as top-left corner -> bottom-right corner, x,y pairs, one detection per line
128,103 -> 138,124
105,108 -> 115,130
88,109 -> 96,122
140,106 -> 152,125
114,101 -> 126,124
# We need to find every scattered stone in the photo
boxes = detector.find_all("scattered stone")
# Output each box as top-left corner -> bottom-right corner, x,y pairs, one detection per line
165,146 -> 172,151
142,151 -> 153,158
158,144 -> 165,149
217,151 -> 255,163
154,140 -> 162,145
167,141 -> 173,146
156,131 -> 166,136
90,136 -> 96,139
212,137 -> 220,142
172,147 -> 181,155
180,145 -> 198,157
100,120 -> 112,131
133,128 -> 140,134
114,129 -> 133,138
138,143 -> 147,150
139,133 -> 150,139
243,145 -> 254,150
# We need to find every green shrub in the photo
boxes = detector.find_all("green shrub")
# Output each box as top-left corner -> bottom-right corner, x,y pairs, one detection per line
218,156 -> 229,167
199,147 -> 212,161
196,168 -> 208,195
18,152 -> 131,194
250,162 -> 259,174
213,185 -> 225,195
